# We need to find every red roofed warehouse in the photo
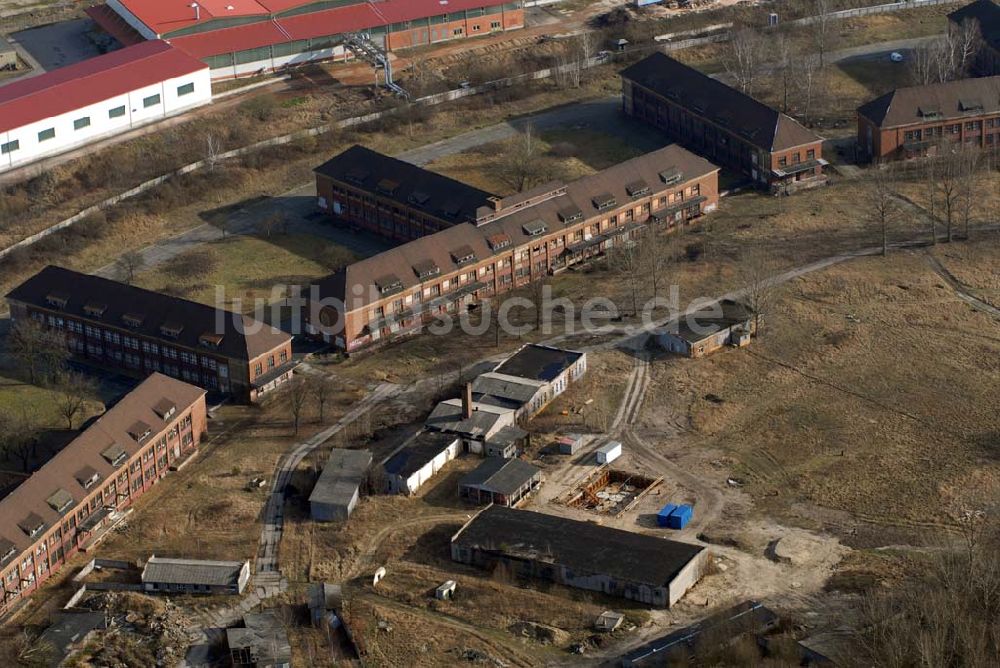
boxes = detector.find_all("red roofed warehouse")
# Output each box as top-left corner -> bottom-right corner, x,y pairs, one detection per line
91,0 -> 526,79
0,40 -> 211,173
0,374 -> 207,618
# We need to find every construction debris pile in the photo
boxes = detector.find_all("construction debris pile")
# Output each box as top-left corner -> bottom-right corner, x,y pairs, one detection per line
75,592 -> 194,667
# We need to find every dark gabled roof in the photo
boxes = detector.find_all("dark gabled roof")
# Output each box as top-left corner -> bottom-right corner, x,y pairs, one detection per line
459,457 -> 541,495
949,0 -> 1000,48
314,144 -> 497,225
857,75 -> 1000,127
453,506 -> 705,588
493,344 -> 584,382
620,52 -> 822,152
5,265 -> 290,361
309,448 -> 372,508
384,431 -> 458,478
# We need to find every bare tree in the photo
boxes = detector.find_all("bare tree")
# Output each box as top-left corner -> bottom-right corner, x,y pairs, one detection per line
910,37 -> 958,85
287,376 -> 309,436
793,54 -> 822,121
7,319 -> 67,385
935,149 -> 964,243
205,134 -> 223,172
951,18 -> 983,78
258,213 -> 285,238
609,238 -> 643,317
116,250 -> 144,285
722,26 -> 766,95
308,374 -> 334,422
773,34 -> 794,114
925,151 -> 939,244
0,409 -> 38,473
812,0 -> 832,69
737,247 -> 778,335
54,370 -> 97,430
493,123 -> 546,193
639,227 -> 674,305
957,145 -> 981,240
865,164 -> 899,256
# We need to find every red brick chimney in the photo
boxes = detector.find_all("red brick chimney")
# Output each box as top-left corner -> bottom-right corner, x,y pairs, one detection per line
462,383 -> 473,420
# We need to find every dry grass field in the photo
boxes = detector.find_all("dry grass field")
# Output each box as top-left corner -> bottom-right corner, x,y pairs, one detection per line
638,243 -> 1000,548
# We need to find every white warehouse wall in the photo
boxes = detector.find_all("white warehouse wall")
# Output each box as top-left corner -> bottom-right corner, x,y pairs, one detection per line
0,67 -> 211,172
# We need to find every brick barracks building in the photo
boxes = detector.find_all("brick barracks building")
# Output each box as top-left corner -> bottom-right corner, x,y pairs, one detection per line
89,0 -> 525,80
6,266 -> 293,403
857,76 -> 1000,162
0,374 -> 206,618
308,143 -> 720,353
620,52 -> 827,195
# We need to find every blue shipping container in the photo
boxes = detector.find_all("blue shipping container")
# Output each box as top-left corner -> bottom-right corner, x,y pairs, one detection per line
667,504 -> 693,530
656,504 -> 677,527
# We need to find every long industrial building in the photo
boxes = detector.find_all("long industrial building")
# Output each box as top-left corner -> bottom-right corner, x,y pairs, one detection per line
0,40 -> 211,173
89,0 -> 526,79
451,506 -> 707,607
0,374 -> 207,617
307,143 -> 720,353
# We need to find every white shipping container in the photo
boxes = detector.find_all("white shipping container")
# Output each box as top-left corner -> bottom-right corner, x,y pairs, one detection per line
596,441 -> 622,464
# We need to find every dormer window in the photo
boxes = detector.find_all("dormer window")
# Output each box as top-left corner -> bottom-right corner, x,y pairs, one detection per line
625,180 -> 650,198
374,274 -> 404,295
522,220 -> 547,236
17,513 -> 45,538
959,98 -> 983,112
659,168 -> 682,186
592,194 -> 616,212
83,303 -> 107,318
408,191 -> 431,206
0,539 -> 15,565
450,246 -> 476,266
45,293 -> 68,309
412,260 -> 440,280
46,489 -> 75,514
441,202 -> 461,219
199,333 -> 223,348
344,168 -> 369,186
160,322 -> 183,338
376,179 -> 399,195
487,233 -> 511,251
122,313 -> 144,328
153,399 -> 176,421
101,442 -> 128,467
128,421 -> 152,443
918,106 -> 941,119
75,466 -> 101,490
557,206 -> 583,224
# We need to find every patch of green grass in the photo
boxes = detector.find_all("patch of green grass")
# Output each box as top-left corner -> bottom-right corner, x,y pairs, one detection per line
133,233 -> 352,310
0,376 -> 101,428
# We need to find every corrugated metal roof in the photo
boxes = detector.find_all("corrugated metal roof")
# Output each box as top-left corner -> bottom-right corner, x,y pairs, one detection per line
308,448 -> 371,508
460,457 -> 540,495
141,556 -> 246,586
0,40 -> 206,134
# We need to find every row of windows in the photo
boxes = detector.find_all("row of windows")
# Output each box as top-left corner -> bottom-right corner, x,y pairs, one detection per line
1,83 -> 196,155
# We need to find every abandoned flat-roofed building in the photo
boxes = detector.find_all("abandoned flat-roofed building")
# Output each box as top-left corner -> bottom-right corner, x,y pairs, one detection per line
451,506 -> 707,607
856,76 -> 1000,162
621,52 -> 826,194
309,449 -> 372,521
0,374 -> 206,618
948,0 -> 1000,75
384,431 -> 461,495
459,457 -> 542,506
657,299 -> 756,357
227,611 -> 292,668
307,144 -> 719,353
141,556 -> 251,595
38,611 -> 108,666
490,344 -> 586,414
6,265 -> 294,403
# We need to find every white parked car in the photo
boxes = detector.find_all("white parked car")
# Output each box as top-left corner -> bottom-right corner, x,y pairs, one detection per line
890,52 -> 905,62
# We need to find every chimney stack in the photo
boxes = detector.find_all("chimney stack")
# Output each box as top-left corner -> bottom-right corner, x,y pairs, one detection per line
462,383 -> 473,420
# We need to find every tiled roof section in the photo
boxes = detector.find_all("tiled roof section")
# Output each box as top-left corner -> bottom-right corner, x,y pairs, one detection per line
313,145 -> 497,225
949,0 -> 1000,48
312,143 -> 718,312
5,265 -> 290,361
141,556 -> 245,586
857,75 -> 1000,127
0,374 -> 205,562
0,40 -> 206,134
620,52 -> 822,152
